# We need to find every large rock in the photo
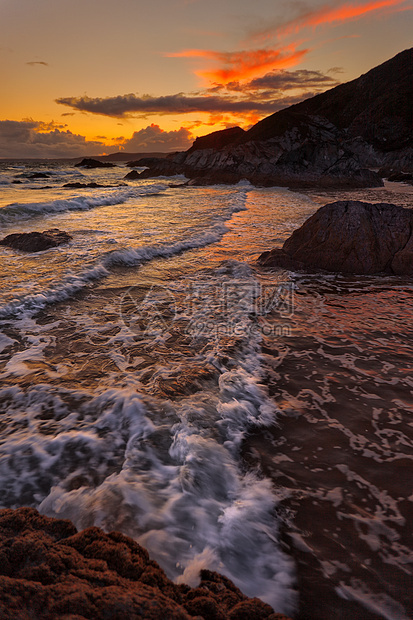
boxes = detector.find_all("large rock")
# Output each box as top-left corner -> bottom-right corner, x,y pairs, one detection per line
0,229 -> 72,252
0,508 -> 291,620
258,201 -> 413,275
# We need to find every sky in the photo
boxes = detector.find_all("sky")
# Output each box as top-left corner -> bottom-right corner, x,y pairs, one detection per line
0,0 -> 412,158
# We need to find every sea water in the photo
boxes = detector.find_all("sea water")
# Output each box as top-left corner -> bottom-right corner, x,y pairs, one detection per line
0,160 -> 412,619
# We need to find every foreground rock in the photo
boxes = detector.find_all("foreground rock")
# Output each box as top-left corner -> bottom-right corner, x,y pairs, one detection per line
0,229 -> 72,252
0,508 -> 291,620
258,201 -> 413,275
74,158 -> 115,168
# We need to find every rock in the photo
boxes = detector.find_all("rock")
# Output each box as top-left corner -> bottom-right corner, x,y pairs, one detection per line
0,229 -> 72,252
387,171 -> 413,183
63,182 -> 126,188
187,127 -> 245,153
27,172 -> 50,179
126,157 -> 167,168
258,201 -> 413,275
124,170 -> 141,180
0,508 -> 292,620
74,158 -> 115,168
138,159 -> 183,178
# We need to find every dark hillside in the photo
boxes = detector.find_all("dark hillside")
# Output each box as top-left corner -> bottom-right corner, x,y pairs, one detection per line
243,48 -> 413,151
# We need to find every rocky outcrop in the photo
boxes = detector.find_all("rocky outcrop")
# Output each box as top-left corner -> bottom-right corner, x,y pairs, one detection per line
258,201 -> 413,275
0,508 -> 291,620
74,158 -> 116,168
138,116 -> 382,188
378,169 -> 413,185
186,127 -> 246,153
0,229 -> 72,252
126,157 -> 169,168
137,114 -> 383,188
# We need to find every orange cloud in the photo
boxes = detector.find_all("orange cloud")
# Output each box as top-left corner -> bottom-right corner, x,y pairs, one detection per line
299,0 -> 407,31
254,0 -> 410,40
168,46 -> 308,85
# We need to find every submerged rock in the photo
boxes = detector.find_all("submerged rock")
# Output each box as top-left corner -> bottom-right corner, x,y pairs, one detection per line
0,229 -> 72,252
0,508 -> 292,620
258,200 -> 413,275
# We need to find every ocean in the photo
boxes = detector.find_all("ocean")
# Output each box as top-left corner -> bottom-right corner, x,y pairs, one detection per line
0,159 -> 412,619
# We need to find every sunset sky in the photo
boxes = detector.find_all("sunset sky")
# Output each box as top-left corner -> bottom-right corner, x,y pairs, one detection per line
1,0 -> 412,158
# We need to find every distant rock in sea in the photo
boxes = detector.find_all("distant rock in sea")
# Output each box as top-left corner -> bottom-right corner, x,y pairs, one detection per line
124,169 -> 141,180
27,172 -> 51,179
63,181 -> 127,188
75,158 -> 116,168
258,200 -> 413,275
138,48 -> 412,188
0,229 -> 72,253
0,507 -> 292,620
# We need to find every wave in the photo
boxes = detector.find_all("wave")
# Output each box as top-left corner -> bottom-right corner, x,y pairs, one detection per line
0,225 -> 233,320
0,183 -> 168,224
0,259 -> 296,615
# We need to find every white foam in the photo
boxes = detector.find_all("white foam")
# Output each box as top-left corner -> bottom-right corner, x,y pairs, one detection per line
0,333 -> 16,353
336,580 -> 410,620
35,378 -> 296,614
23,265 -> 296,614
0,183 -> 168,224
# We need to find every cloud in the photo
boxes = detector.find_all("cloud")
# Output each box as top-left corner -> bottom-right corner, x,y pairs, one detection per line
55,65 -> 341,132
117,124 -> 194,151
251,0 -> 410,41
0,119 -> 105,159
222,68 -> 340,93
0,119 -> 196,158
56,93 -> 282,117
167,45 -> 309,84
26,61 -> 49,67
